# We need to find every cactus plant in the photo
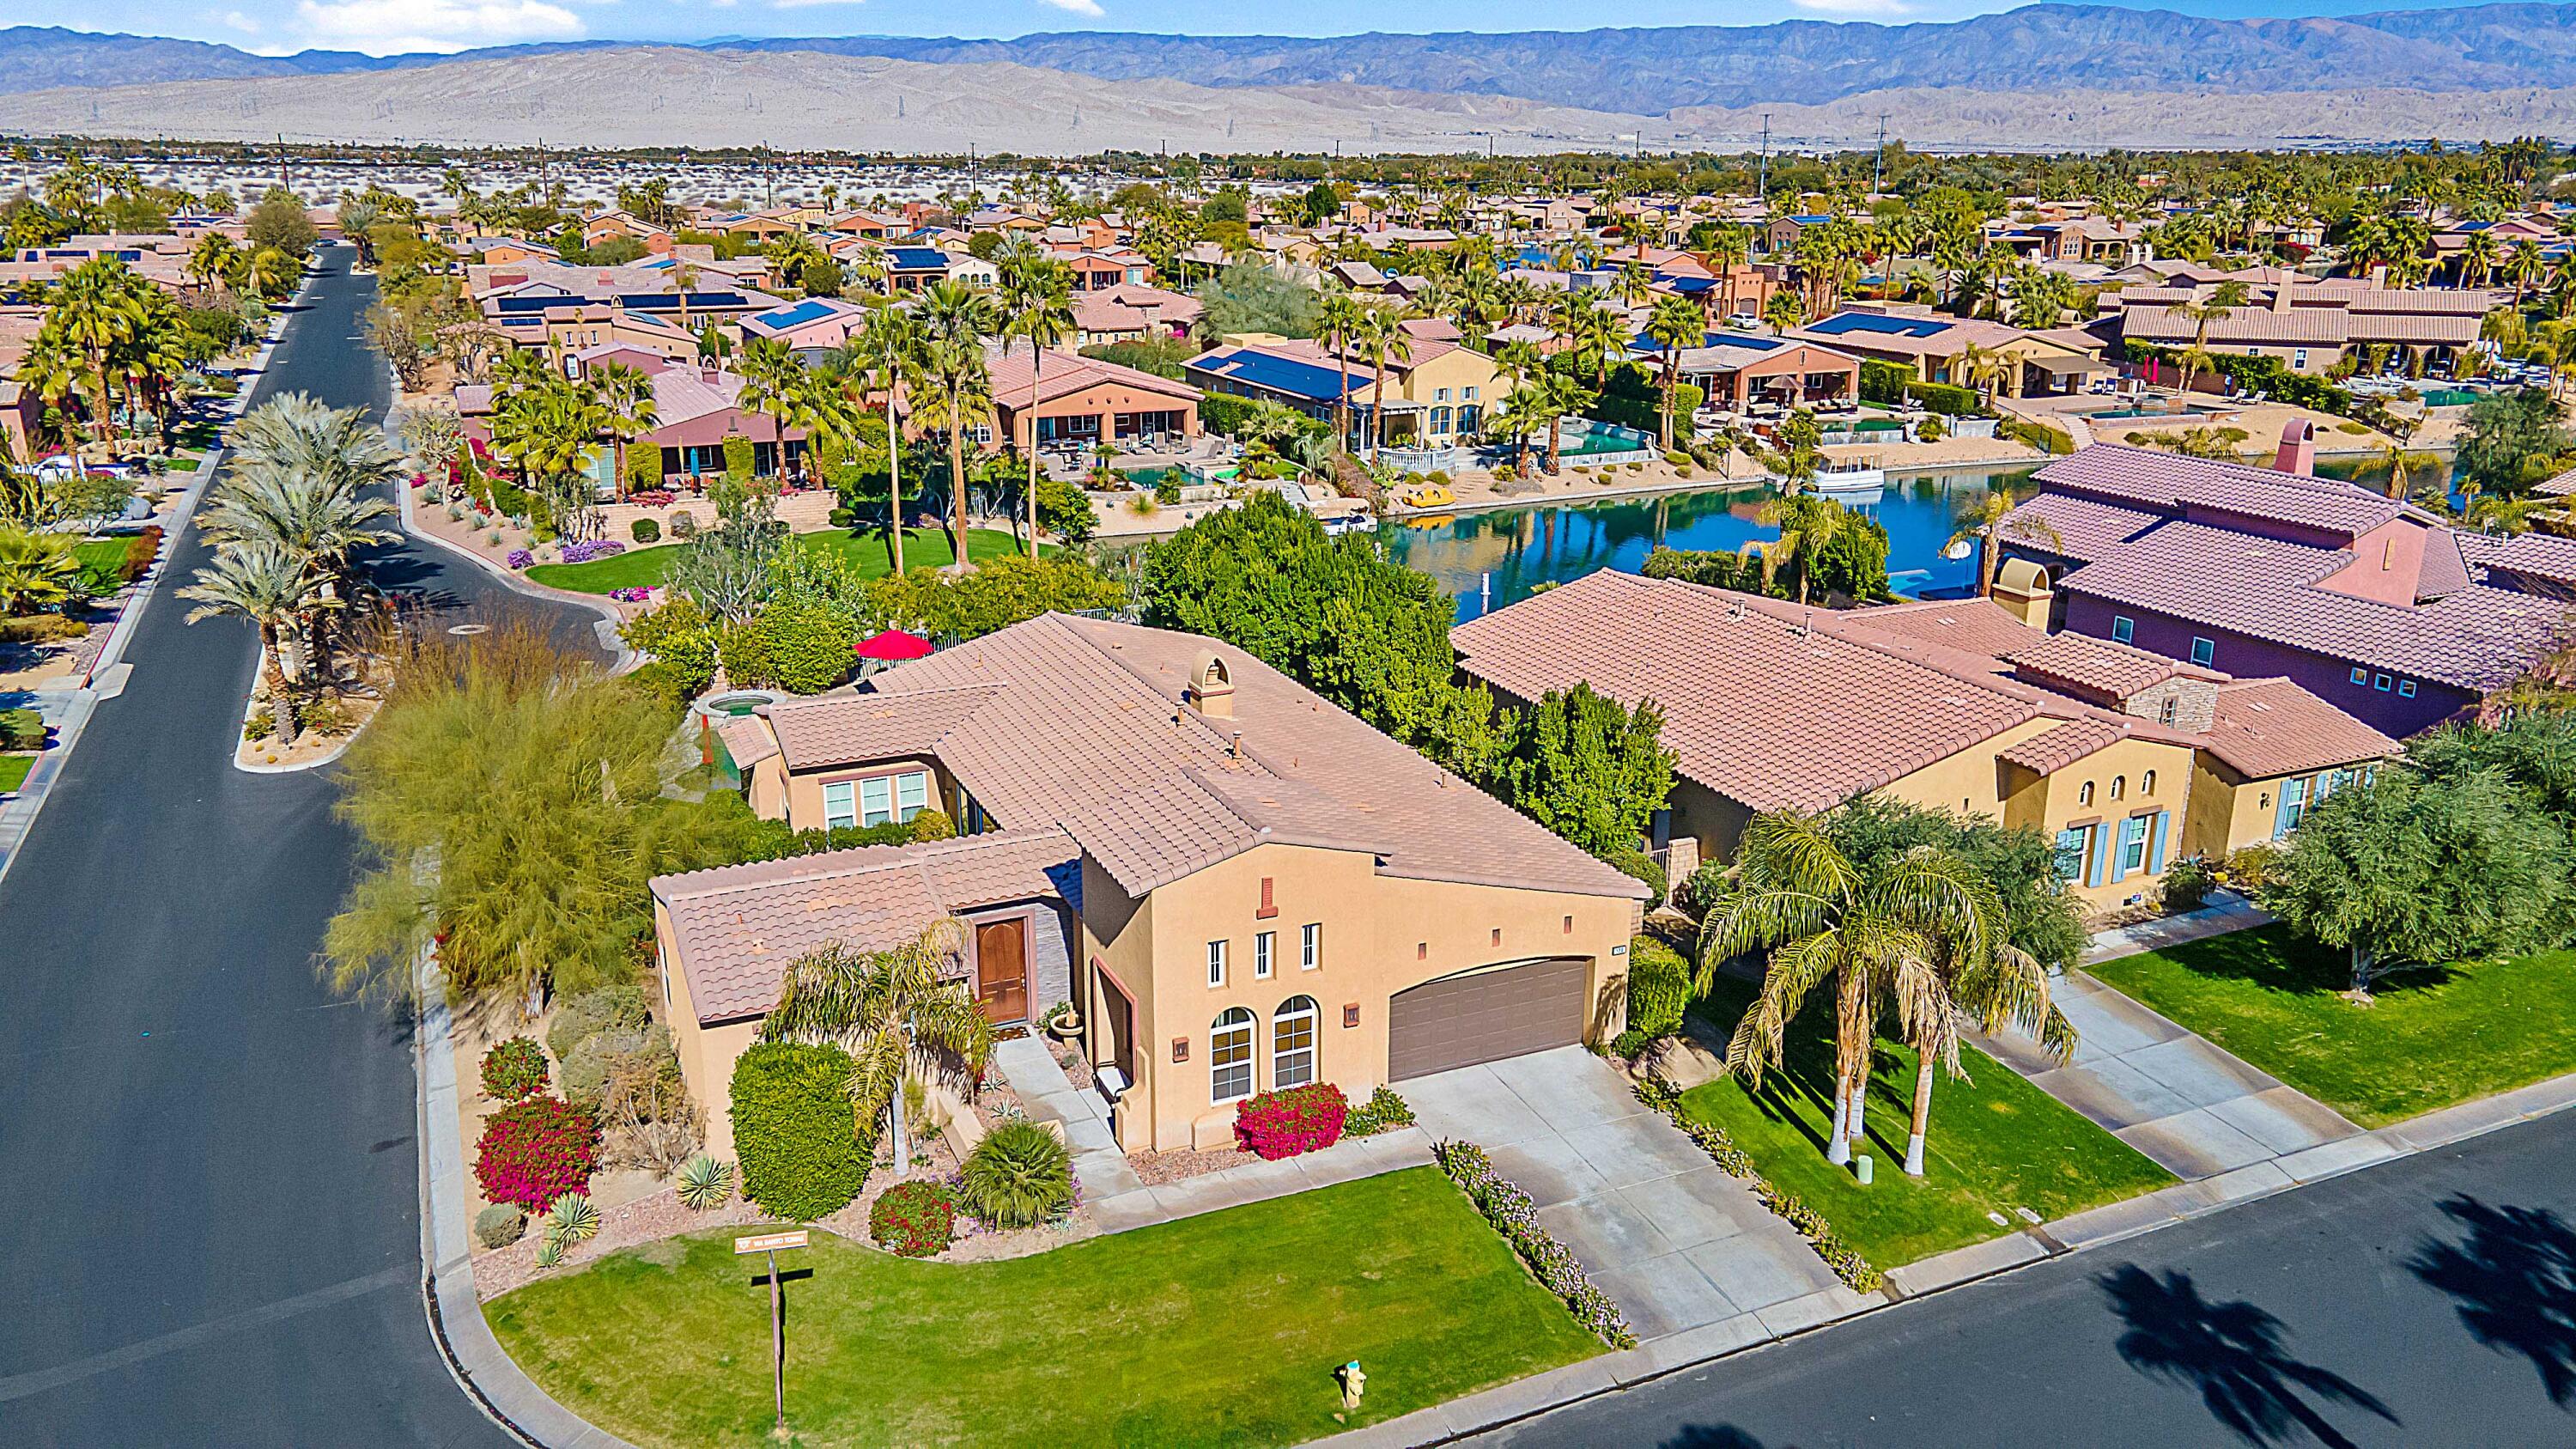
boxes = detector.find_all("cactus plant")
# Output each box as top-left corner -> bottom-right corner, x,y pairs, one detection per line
677,1154 -> 734,1210
547,1192 -> 601,1246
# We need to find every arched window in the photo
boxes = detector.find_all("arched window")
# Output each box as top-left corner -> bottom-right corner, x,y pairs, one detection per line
2111,776 -> 2126,801
2142,769 -> 2158,795
1273,995 -> 1319,1090
1211,1008 -> 1255,1103
2079,781 -> 2095,807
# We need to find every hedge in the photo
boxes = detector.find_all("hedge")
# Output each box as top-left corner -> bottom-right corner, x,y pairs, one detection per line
1905,380 -> 1984,417
732,1042 -> 871,1221
1199,392 -> 1255,438
1625,937 -> 1692,1042
1858,358 -> 1914,405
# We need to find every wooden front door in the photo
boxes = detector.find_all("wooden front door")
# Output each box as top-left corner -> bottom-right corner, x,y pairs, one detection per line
973,917 -> 1029,1025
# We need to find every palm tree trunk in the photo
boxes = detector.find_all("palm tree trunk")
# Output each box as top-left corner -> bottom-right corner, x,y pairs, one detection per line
1846,1057 -> 1868,1145
887,392 -> 905,575
947,414 -> 970,574
1547,415 -> 1564,475
261,622 -> 300,742
1335,346 -> 1351,453
885,1087 -> 908,1178
1825,1062 -> 1853,1166
1024,344 -> 1042,556
1905,1056 -> 1935,1176
1373,361 -> 1389,455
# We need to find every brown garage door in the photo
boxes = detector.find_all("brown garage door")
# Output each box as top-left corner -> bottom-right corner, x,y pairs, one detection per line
1388,957 -> 1589,1081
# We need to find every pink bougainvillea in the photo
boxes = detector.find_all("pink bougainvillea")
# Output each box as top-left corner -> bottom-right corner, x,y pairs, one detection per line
1233,1083 -> 1349,1160
473,1095 -> 600,1212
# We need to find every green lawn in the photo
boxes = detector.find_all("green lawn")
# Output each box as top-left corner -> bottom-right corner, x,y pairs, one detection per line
525,527 -> 1034,593
2088,924 -> 2576,1128
1680,975 -> 2174,1268
0,755 -> 33,793
73,539 -> 130,594
488,1166 -> 1599,1449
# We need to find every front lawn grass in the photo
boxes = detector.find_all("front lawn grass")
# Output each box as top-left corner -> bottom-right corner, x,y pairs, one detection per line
1680,974 -> 2174,1268
487,1166 -> 1599,1449
0,754 -> 33,793
2088,924 -> 2576,1127
525,526 -> 1033,593
73,538 -> 130,593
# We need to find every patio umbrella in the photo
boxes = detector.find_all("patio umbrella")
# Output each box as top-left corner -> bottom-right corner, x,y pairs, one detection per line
854,628 -> 935,662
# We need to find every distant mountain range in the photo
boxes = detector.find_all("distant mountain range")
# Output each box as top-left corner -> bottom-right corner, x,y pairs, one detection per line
6,3 -> 2576,113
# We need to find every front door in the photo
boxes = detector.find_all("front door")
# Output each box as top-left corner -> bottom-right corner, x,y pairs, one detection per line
973,917 -> 1029,1025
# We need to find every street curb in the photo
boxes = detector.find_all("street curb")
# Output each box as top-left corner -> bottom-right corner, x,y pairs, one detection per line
1314,1062 -> 2576,1447
225,637 -> 370,776
392,451 -> 637,674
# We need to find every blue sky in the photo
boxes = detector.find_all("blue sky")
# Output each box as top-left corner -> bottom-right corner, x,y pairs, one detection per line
19,0 -> 2506,60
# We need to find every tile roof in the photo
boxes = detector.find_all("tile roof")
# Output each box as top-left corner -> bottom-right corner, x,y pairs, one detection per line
2032,444 -> 2408,541
2002,630 -> 2202,701
2003,490 -> 2165,563
1997,717 -> 2126,776
714,716 -> 779,770
858,614 -> 1647,902
1840,598 -> 2046,664
2201,679 -> 2401,781
984,345 -> 1201,408
763,685 -> 1008,770
650,828 -> 1077,1024
1454,571 -> 2044,813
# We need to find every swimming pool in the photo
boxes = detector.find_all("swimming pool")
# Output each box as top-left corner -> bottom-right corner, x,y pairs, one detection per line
1557,419 -> 1656,460
2080,405 -> 2219,421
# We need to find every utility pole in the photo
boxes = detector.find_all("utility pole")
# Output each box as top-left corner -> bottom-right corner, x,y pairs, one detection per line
276,133 -> 288,198
1758,115 -> 1771,209
1874,113 -> 1888,196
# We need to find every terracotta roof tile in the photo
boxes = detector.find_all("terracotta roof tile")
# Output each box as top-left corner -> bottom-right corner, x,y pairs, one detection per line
2003,630 -> 2199,701
714,716 -> 779,770
1998,717 -> 2126,775
2034,444 -> 2403,540
763,685 -> 1007,770
2202,679 -> 2399,780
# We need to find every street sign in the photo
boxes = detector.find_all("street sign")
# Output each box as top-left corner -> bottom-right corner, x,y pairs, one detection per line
733,1230 -> 811,1435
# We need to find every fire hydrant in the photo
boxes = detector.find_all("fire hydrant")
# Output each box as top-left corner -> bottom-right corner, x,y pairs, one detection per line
1338,1361 -> 1367,1412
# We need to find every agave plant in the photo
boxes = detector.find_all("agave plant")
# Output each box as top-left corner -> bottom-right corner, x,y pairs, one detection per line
546,1191 -> 601,1246
958,1120 -> 1073,1229
677,1154 -> 734,1211
533,1234 -> 564,1269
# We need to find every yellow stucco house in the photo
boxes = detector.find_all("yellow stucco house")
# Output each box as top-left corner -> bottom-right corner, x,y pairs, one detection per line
650,613 -> 1647,1161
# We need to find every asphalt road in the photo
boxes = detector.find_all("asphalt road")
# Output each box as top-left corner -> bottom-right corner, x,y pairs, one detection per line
1479,1103 -> 2576,1449
0,246 -> 598,1446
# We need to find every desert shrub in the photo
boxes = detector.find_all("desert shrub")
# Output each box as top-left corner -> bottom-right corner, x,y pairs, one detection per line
1233,1082 -> 1349,1160
677,1153 -> 734,1210
480,1037 -> 550,1100
0,616 -> 88,646
668,510 -> 699,539
870,1179 -> 958,1257
243,708 -> 276,743
546,983 -> 649,1064
2160,856 -> 2219,913
473,1202 -> 525,1249
630,516 -> 661,545
732,1042 -> 870,1221
1346,1085 -> 1416,1135
958,1120 -> 1074,1228
561,1022 -> 671,1105
545,1191 -> 600,1245
472,1095 -> 600,1213
2,708 -> 50,751
1625,935 -> 1692,1042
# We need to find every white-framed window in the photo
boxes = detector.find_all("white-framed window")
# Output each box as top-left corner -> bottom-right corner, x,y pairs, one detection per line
2054,825 -> 2088,881
2190,637 -> 2215,667
2111,616 -> 2135,643
1273,995 -> 1318,1089
2159,697 -> 2178,726
1300,922 -> 1321,971
2293,348 -> 2309,370
1255,931 -> 1274,979
1206,939 -> 1228,988
2111,775 -> 2126,801
2120,817 -> 2149,874
2079,781 -> 2094,807
822,781 -> 860,831
839,769 -> 932,827
1211,1008 -> 1255,1102
2142,769 -> 2157,795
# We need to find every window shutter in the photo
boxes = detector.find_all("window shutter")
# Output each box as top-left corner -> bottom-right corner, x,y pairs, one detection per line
2111,818 -> 2135,883
2274,778 -> 2304,838
2085,825 -> 2108,889
2150,811 -> 2170,874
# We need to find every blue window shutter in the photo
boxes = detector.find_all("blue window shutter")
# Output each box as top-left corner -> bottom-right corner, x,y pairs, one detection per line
2150,811 -> 2170,874
2273,778 -> 2302,837
2086,825 -> 2108,888
2111,817 -> 2141,883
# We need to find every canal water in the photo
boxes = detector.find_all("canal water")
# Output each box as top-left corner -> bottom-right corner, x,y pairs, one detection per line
1387,454 -> 2427,623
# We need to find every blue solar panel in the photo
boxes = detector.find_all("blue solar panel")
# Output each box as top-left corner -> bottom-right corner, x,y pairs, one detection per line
754,299 -> 839,330
1189,349 -> 1351,404
1806,312 -> 1950,339
1630,331 -> 1784,356
887,247 -> 951,270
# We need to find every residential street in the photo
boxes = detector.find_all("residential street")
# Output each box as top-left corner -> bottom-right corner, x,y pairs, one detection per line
0,246 -> 594,1446
1478,1100 -> 2576,1449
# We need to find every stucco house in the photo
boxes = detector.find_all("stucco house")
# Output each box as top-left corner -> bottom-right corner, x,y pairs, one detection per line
1185,337 -> 1507,454
984,344 -> 1201,452
1792,307 -> 2112,398
650,612 -> 1649,1160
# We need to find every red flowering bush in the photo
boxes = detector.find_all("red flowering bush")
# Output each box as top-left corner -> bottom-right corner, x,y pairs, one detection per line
1233,1083 -> 1349,1160
870,1180 -> 957,1257
473,1095 -> 600,1213
480,1037 -> 550,1100
630,489 -> 677,507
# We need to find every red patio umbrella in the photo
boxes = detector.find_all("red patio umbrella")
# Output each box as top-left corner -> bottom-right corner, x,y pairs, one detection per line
854,628 -> 935,662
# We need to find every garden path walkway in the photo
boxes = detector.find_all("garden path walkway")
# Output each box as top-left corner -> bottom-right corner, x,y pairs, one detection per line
2081,887 -> 2275,966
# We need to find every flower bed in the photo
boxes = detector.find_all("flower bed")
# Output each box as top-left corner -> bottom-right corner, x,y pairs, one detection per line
475,1095 -> 602,1214
481,1037 -> 550,1100
1232,1083 -> 1348,1160
871,1179 -> 960,1257
1633,1075 -> 1881,1293
559,539 -> 627,564
506,548 -> 535,569
1431,1139 -> 1635,1348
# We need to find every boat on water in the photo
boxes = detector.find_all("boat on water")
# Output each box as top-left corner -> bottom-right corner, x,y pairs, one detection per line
1810,455 -> 1887,497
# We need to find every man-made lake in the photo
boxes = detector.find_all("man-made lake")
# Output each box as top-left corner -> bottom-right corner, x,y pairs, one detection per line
1387,454 -> 2428,623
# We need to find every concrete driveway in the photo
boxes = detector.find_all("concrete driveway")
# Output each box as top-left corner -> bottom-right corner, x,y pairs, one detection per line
1401,1046 -> 1852,1342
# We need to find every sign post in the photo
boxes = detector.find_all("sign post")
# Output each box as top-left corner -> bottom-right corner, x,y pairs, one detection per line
734,1229 -> 810,1438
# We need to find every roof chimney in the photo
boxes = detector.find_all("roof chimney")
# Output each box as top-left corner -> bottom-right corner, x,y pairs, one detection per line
2274,418 -> 2317,477
1187,654 -> 1235,719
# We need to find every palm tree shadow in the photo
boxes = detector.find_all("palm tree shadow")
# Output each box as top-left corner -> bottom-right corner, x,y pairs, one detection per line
2406,1195 -> 2576,1409
1660,1428 -> 1770,1449
2100,1263 -> 2397,1448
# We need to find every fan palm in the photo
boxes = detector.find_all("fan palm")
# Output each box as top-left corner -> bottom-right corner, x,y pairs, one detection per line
1947,490 -> 2065,598
179,541 -> 317,738
1644,294 -> 1706,452
1003,258 -> 1076,553
760,922 -> 996,1178
0,526 -> 82,615
1761,289 -> 1805,335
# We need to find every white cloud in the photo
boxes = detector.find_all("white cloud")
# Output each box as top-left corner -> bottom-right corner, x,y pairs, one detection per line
293,0 -> 587,54
1036,0 -> 1104,15
1787,0 -> 1910,13
222,9 -> 262,32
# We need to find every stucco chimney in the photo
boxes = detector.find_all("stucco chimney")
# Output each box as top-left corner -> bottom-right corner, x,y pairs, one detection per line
2275,418 -> 2317,477
1187,653 -> 1235,719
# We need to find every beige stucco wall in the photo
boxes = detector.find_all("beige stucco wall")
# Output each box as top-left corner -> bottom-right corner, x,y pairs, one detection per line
1998,734 -> 2198,910
1080,840 -> 1637,1154
776,755 -> 946,831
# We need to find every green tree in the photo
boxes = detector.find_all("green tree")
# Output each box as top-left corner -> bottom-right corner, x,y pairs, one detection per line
1644,294 -> 1706,452
760,923 -> 998,1176
246,186 -> 319,256
1195,261 -> 1321,339
179,541 -> 315,738
1492,683 -> 1677,857
2454,388 -> 2574,501
2263,768 -> 2575,995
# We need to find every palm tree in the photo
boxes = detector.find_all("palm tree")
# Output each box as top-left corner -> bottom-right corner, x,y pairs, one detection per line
733,336 -> 812,488
1644,294 -> 1705,452
42,257 -> 149,447
179,542 -> 316,739
2506,240 -> 2549,309
1890,861 -> 2075,1178
1705,223 -> 1753,322
591,362 -> 659,501
185,233 -> 240,299
0,526 -> 82,615
1003,259 -> 1075,554
759,922 -> 996,1179
204,393 -> 403,677
1761,289 -> 1805,335
2458,229 -> 2500,290
1953,341 -> 2014,401
1354,305 -> 1413,456
913,334 -> 996,573
1756,492 -> 1858,605
2351,432 -> 2443,502
1947,489 -> 2066,598
1317,292 -> 1366,452
850,309 -> 923,572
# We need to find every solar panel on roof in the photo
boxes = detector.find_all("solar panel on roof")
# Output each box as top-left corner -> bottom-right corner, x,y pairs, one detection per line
1807,313 -> 1950,338
1193,349 -> 1350,403
755,299 -> 838,329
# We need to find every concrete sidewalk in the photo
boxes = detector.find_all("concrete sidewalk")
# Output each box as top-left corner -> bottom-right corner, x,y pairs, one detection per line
2082,888 -> 2273,965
